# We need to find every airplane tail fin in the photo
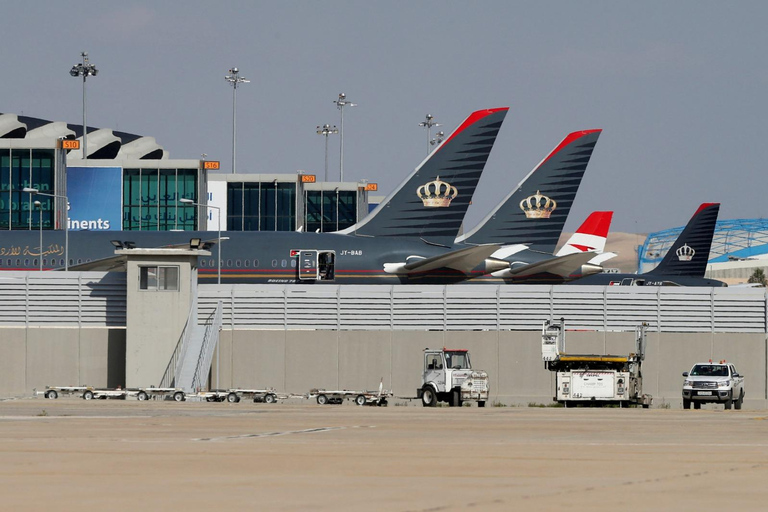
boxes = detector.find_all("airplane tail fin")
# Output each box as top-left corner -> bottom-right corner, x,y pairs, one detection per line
555,211 -> 613,256
457,129 -> 601,253
339,107 -> 509,244
653,203 -> 720,277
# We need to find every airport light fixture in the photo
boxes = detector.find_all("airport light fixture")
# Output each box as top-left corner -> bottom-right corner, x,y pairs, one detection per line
224,67 -> 250,175
179,198 -> 222,285
333,93 -> 357,182
316,124 -> 338,181
69,51 -> 98,160
430,131 -> 445,150
23,187 -> 69,271
34,201 -> 42,272
419,114 -> 441,155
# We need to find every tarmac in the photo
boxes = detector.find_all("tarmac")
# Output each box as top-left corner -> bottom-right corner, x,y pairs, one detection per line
1,398 -> 767,511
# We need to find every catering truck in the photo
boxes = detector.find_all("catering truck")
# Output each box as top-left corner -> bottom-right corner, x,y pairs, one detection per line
542,319 -> 652,407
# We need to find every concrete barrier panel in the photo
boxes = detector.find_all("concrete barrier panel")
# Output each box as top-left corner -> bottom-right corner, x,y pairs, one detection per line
79,328 -> 124,388
654,332 -> 713,400
284,331 -> 338,394
498,331 -> 554,405
391,331 -> 446,399
231,330 -> 287,391
26,327 -> 79,392
338,331 -> 392,392
0,328 -> 26,396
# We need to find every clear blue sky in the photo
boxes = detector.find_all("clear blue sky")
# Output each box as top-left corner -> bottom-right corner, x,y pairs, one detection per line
3,1 -> 767,233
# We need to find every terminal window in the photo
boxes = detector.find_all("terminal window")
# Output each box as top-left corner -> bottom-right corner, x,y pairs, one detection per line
0,148 -> 55,230
123,168 -> 197,231
139,265 -> 179,291
304,190 -> 357,233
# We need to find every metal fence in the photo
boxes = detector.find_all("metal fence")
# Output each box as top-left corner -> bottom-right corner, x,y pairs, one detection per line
198,284 -> 768,333
2,272 -> 766,333
0,271 -> 126,326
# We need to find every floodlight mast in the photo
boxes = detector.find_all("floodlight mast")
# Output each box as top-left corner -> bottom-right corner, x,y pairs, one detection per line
316,124 -> 338,182
419,114 -> 441,155
34,201 -> 42,272
333,93 -> 357,182
69,51 -> 98,160
179,198 -> 221,285
225,67 -> 250,175
430,131 -> 445,149
23,187 -> 69,271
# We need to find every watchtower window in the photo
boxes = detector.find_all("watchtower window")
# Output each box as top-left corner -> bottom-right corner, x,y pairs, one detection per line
139,265 -> 179,291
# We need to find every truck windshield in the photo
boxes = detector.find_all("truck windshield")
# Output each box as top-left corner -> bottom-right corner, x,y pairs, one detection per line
444,351 -> 470,369
690,365 -> 728,377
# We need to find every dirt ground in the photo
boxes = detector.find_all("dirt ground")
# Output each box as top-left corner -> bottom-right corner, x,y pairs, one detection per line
1,398 -> 766,512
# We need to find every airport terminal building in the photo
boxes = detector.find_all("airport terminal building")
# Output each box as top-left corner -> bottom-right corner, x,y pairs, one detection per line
0,112 -> 373,246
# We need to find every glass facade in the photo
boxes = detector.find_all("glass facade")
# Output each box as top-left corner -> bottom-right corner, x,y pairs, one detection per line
227,182 -> 296,231
123,168 -> 197,230
0,148 -> 55,230
305,190 -> 357,233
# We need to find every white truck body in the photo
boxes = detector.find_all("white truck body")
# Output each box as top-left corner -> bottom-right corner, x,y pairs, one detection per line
543,319 -> 652,407
682,362 -> 745,409
418,349 -> 489,407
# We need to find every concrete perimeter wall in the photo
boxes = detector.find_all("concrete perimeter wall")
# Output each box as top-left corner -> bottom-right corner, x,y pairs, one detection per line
2,326 -> 766,409
213,329 -> 768,409
0,327 -> 125,397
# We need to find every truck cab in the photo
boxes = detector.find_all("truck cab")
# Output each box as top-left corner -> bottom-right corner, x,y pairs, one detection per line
418,348 -> 489,407
682,361 -> 745,410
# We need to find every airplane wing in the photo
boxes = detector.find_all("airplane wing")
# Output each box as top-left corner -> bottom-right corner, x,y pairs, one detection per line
500,251 -> 600,278
398,244 -> 502,274
588,251 -> 617,265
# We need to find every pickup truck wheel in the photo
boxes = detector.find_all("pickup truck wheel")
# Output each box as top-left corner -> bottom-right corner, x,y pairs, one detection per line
355,395 -> 367,406
421,387 -> 437,407
724,398 -> 732,410
137,391 -> 149,401
683,398 -> 691,409
316,394 -> 329,405
735,391 -> 744,410
693,401 -> 701,409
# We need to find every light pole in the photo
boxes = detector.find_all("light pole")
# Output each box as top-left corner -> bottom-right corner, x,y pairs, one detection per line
430,131 -> 445,150
333,93 -> 357,182
24,188 -> 69,271
180,198 -> 221,285
225,67 -> 250,175
316,124 -> 338,181
69,51 -> 98,160
419,114 -> 441,155
34,201 -> 42,271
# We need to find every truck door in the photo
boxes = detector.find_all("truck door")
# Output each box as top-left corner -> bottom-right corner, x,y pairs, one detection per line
424,352 -> 446,391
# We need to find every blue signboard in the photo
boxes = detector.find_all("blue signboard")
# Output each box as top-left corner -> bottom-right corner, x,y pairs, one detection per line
67,166 -> 121,231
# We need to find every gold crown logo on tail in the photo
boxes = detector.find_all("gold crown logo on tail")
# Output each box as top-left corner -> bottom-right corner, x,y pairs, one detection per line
417,176 -> 458,208
676,244 -> 695,261
520,190 -> 556,219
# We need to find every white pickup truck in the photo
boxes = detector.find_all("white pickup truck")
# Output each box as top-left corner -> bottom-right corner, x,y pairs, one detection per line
682,362 -> 745,410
